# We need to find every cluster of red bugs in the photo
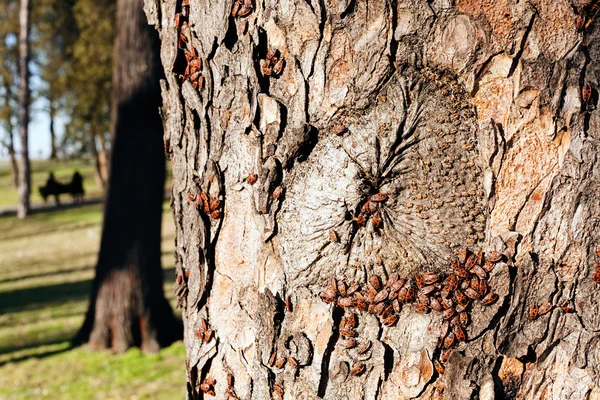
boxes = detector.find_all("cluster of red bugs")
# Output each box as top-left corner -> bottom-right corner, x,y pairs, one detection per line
182,47 -> 204,89
174,0 -> 190,48
262,48 -> 285,77
195,318 -> 214,343
188,191 -> 222,219
527,302 -> 553,320
266,349 -> 299,372
231,0 -> 252,34
338,312 -> 370,376
174,0 -> 204,89
356,192 -> 388,228
575,0 -> 600,31
320,248 -> 506,377
591,244 -> 600,284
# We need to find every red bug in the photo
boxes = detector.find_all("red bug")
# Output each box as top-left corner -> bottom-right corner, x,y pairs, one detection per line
357,340 -> 372,354
287,357 -> 298,368
454,290 -> 468,305
350,362 -> 366,376
441,349 -> 452,363
274,357 -> 287,369
331,124 -> 347,136
454,325 -> 466,342
528,304 -> 539,320
340,328 -> 357,338
434,360 -> 445,374
538,302 -> 553,316
356,214 -> 367,227
340,339 -> 357,349
347,282 -> 360,295
337,281 -> 348,297
337,297 -> 355,308
423,272 -> 441,285
414,302 -> 430,314
459,311 -> 469,327
285,297 -> 292,312
369,275 -> 382,291
272,58 -> 285,76
457,248 -> 469,264
582,82 -> 593,102
382,313 -> 398,326
443,332 -> 455,348
272,186 -> 284,199
481,292 -> 498,305
374,288 -> 390,304
486,251 -> 503,263
464,287 -> 481,300
371,211 -> 382,228
246,173 -> 258,184
442,307 -> 456,320
345,313 -> 357,328
370,193 -> 389,202
430,297 -> 444,312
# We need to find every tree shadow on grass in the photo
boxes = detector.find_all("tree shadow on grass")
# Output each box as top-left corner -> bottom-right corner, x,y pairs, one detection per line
0,265 -> 95,286
0,280 -> 93,315
0,266 -> 177,315
0,339 -> 75,367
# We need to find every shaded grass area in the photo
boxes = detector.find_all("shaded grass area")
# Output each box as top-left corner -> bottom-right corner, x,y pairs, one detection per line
0,201 -> 184,399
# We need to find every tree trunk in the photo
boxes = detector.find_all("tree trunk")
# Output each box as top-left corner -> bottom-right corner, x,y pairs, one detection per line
8,131 -> 18,189
17,0 -> 30,219
98,131 -> 110,185
89,127 -> 107,190
49,99 -> 57,160
145,0 -> 600,399
3,79 -> 19,188
75,0 -> 180,353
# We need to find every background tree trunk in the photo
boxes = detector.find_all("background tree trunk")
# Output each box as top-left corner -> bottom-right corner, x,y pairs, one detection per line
17,0 -> 30,219
49,98 -> 57,160
145,0 -> 600,398
2,79 -> 19,188
75,0 -> 180,353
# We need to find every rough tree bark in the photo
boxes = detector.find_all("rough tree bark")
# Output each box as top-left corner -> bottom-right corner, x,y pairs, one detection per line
145,0 -> 600,398
74,0 -> 180,353
17,0 -> 30,219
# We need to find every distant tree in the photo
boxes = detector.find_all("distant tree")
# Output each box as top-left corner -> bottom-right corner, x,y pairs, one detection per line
0,1 -> 19,188
75,0 -> 180,352
17,0 -> 31,218
34,0 -> 77,160
60,0 -> 114,187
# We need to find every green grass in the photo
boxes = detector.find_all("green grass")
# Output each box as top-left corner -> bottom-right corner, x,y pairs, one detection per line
0,200 -> 185,400
0,158 -> 173,208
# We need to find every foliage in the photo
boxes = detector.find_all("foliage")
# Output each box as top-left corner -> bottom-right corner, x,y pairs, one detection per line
60,0 -> 115,158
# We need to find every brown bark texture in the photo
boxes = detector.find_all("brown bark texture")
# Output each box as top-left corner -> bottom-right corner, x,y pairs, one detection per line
75,0 -> 180,353
17,0 -> 30,219
144,0 -> 600,398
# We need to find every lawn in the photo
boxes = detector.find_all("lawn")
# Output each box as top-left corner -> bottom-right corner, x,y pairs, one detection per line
0,201 -> 185,400
0,158 -> 173,208
0,159 -> 103,208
